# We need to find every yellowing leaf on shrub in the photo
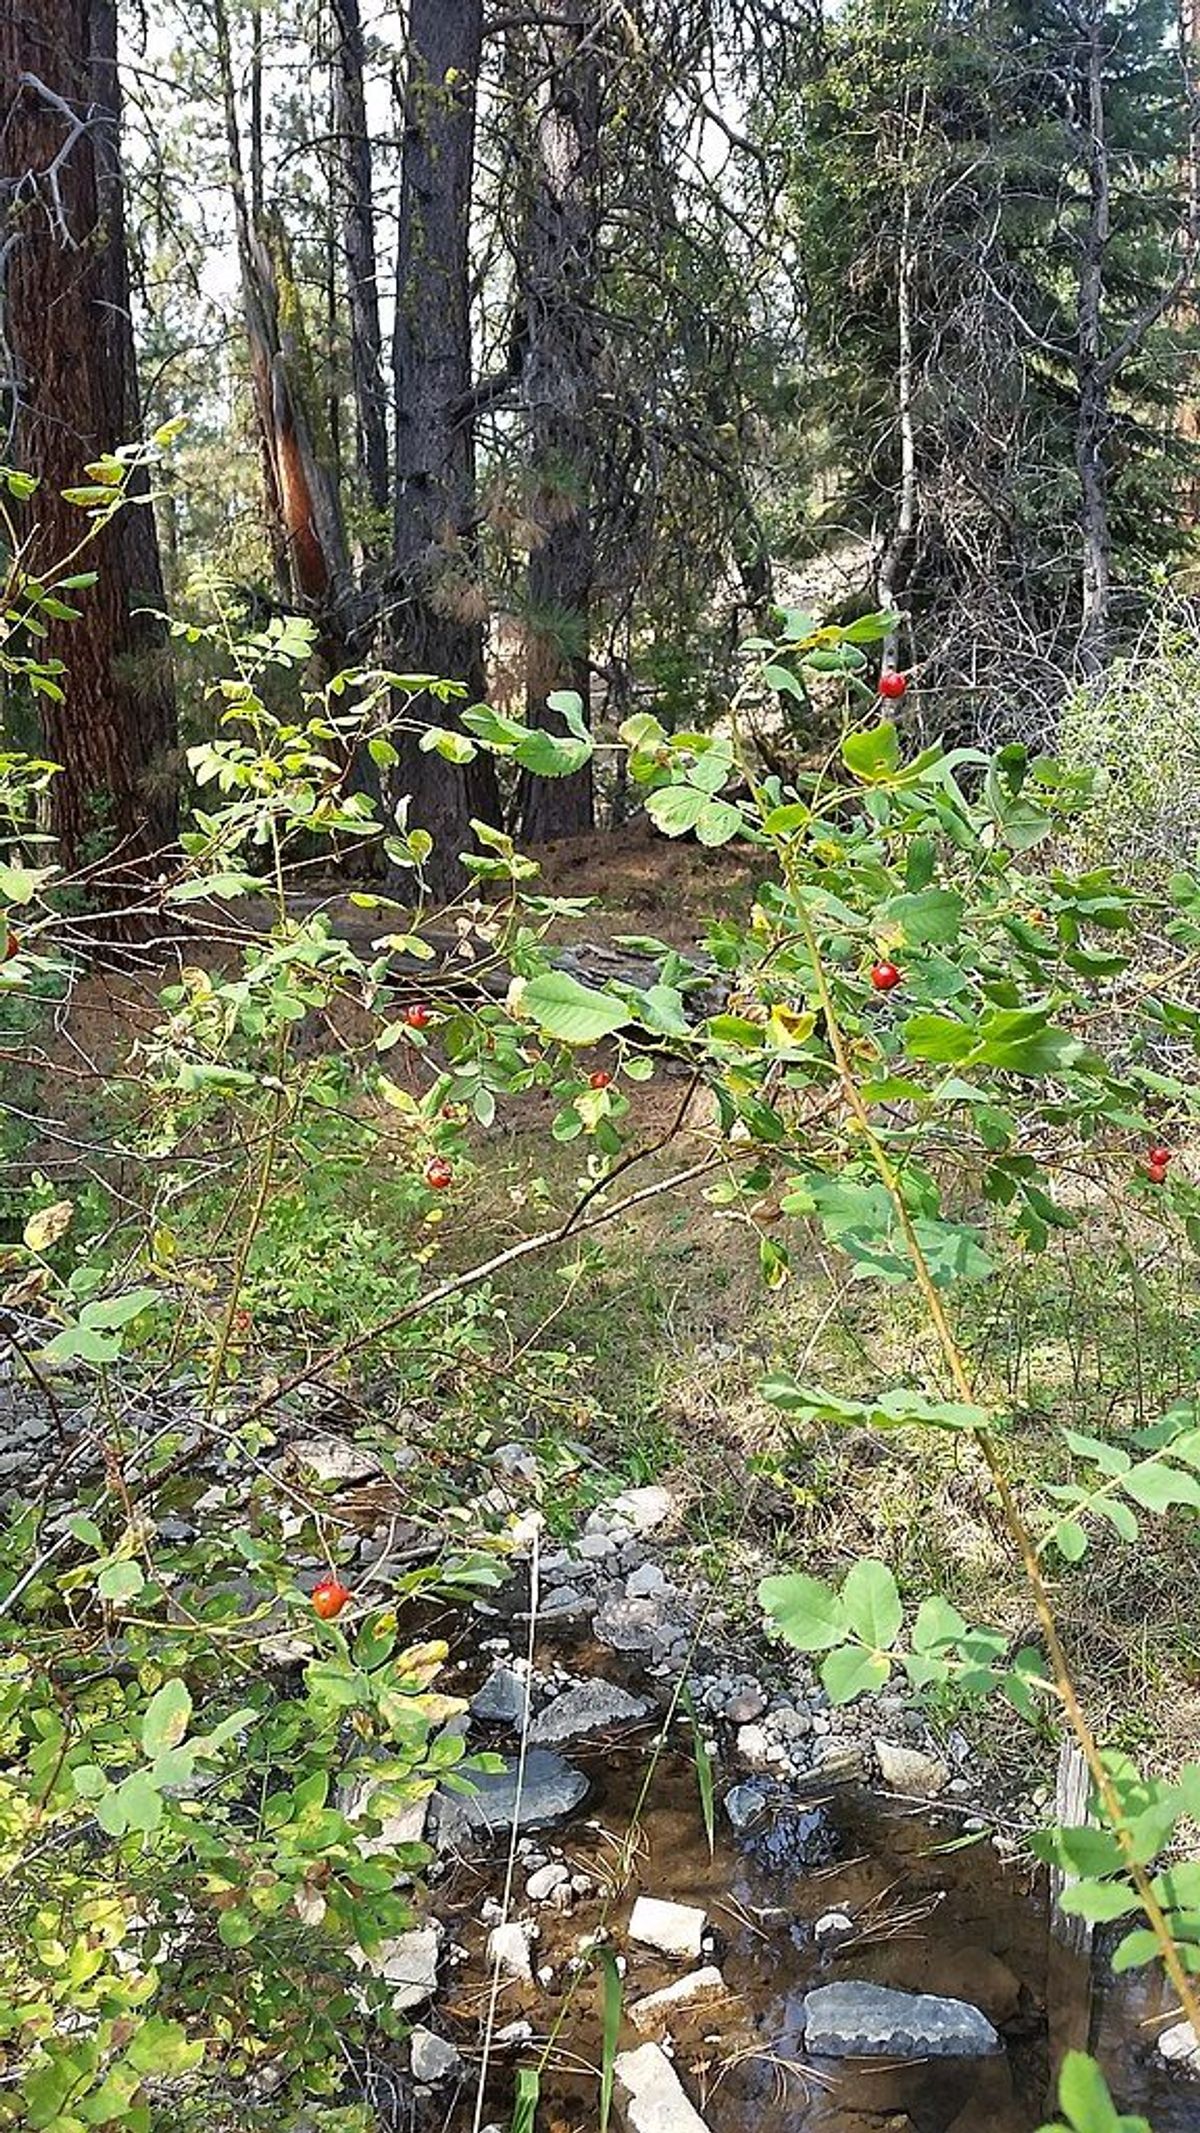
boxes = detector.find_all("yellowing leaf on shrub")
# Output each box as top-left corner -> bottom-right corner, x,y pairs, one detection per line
767,1005 -> 816,1048
23,1200 -> 73,1252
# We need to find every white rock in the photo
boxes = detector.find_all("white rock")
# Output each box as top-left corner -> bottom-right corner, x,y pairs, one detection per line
1158,2019 -> 1200,2072
610,1485 -> 675,1534
409,2028 -> 462,2082
613,2042 -> 711,2133
813,1910 -> 854,1945
358,1925 -> 440,2011
526,1862 -> 571,1902
874,1739 -> 950,1796
628,1895 -> 707,1961
487,1921 -> 533,1981
628,1968 -> 729,2036
736,1723 -> 787,1770
494,2021 -> 534,2048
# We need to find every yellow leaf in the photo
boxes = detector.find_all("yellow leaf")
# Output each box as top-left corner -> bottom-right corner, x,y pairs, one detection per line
767,1006 -> 816,1048
23,1200 -> 73,1252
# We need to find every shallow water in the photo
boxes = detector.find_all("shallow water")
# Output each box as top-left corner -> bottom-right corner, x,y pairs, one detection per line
429,1733 -> 1195,2133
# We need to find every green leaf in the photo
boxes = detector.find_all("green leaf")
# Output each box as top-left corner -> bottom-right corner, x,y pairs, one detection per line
97,1560 -> 145,1603
842,721 -> 901,781
1057,1880 -> 1140,1923
883,889 -> 964,946
522,971 -> 628,1045
1123,1461 -> 1200,1512
759,1571 -> 847,1650
141,1679 -> 192,1757
841,1560 -> 902,1650
79,1287 -> 159,1332
822,1643 -> 891,1702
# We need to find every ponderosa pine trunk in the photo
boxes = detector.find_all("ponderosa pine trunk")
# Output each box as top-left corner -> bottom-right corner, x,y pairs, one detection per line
392,0 -> 499,892
0,0 -> 177,873
331,0 -> 388,521
516,0 -> 599,843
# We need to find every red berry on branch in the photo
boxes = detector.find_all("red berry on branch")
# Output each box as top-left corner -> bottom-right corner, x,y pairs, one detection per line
1148,1144 -> 1172,1168
878,671 -> 908,700
870,960 -> 902,993
589,1069 -> 612,1089
405,1004 -> 432,1029
1145,1160 -> 1169,1185
312,1576 -> 351,1620
424,1156 -> 453,1190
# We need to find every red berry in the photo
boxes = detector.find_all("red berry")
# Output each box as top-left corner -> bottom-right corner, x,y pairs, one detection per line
312,1576 -> 351,1620
878,670 -> 908,700
589,1069 -> 612,1090
405,1004 -> 432,1030
870,960 -> 902,993
1149,1144 -> 1172,1168
1145,1160 -> 1169,1185
424,1156 -> 453,1191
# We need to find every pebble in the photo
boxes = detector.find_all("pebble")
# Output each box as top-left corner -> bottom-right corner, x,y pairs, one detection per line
526,1862 -> 571,1902
487,1921 -> 533,1981
613,2042 -> 711,2133
626,1561 -> 670,1599
874,1738 -> 950,1796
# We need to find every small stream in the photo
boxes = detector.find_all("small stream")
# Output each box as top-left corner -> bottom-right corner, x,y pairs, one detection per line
415,1603 -> 1194,2133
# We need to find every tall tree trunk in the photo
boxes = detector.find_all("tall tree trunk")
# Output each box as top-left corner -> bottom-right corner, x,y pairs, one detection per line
330,0 -> 388,520
391,0 -> 499,894
0,0 -> 177,874
1075,0 -> 1113,677
212,0 -> 358,660
516,0 -> 600,842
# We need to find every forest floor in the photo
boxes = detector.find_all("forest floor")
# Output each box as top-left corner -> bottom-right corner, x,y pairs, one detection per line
27,822 -> 1200,1800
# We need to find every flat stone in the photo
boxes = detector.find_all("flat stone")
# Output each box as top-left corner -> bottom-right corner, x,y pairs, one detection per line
526,1862 -> 571,1902
874,1739 -> 950,1797
626,1561 -> 670,1599
491,1442 -> 540,1481
530,1681 -> 653,1747
801,1982 -> 1000,2059
595,1594 -> 669,1654
614,2042 -> 711,2133
629,1895 -> 707,1961
610,1485 -> 675,1534
540,1585 -> 590,1619
289,1434 -> 382,1485
435,1748 -> 589,1843
1158,2019 -> 1200,2072
410,2028 -> 462,2082
578,1532 -> 618,1560
724,1780 -> 770,1833
487,1921 -> 533,1981
361,1926 -> 440,2011
471,1667 -> 530,1727
628,1968 -> 729,2036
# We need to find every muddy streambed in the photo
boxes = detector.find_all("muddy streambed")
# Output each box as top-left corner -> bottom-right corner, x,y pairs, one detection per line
417,1628 -> 1193,2133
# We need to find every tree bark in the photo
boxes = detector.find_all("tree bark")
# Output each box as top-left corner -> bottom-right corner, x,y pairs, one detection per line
516,0 -> 599,842
0,0 -> 177,873
1075,0 -> 1113,677
212,0 -> 358,658
392,0 -> 499,891
330,0 -> 388,521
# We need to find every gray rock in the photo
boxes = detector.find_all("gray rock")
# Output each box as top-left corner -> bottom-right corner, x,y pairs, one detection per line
471,1667 -> 530,1727
409,2028 -> 462,2083
874,1738 -> 950,1796
613,2042 -> 711,2133
540,1585 -> 590,1619
577,1531 -> 618,1560
724,1684 -> 767,1724
801,1982 -> 1000,2059
735,1722 -> 787,1770
1158,2019 -> 1200,2073
626,1561 -> 670,1599
595,1594 -> 669,1654
530,1681 -> 653,1747
491,1442 -> 540,1481
289,1435 -> 382,1485
435,1748 -> 589,1843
